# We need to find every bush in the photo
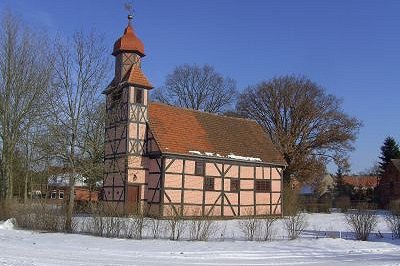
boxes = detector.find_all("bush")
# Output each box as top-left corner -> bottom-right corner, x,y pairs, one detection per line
345,204 -> 377,241
284,212 -> 308,240
260,216 -> 277,241
188,209 -> 218,241
14,201 -> 65,232
0,200 -> 18,220
86,203 -> 124,237
385,202 -> 400,239
149,218 -> 163,239
165,206 -> 187,240
123,211 -> 147,239
237,208 -> 260,241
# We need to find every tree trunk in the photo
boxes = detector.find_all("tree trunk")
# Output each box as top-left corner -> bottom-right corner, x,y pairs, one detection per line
23,171 -> 29,204
65,169 -> 76,232
65,141 -> 76,232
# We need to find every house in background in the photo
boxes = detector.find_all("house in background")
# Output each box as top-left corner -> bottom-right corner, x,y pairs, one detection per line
378,159 -> 400,207
342,175 -> 378,203
290,174 -> 335,211
30,166 -> 99,203
102,16 -> 286,217
46,172 -> 99,203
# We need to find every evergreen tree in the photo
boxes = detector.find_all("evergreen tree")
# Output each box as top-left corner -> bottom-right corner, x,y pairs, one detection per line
335,167 -> 351,197
379,137 -> 400,176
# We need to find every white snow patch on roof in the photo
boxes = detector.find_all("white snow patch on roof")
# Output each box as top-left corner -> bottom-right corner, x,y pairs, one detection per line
227,154 -> 262,162
48,173 -> 86,187
189,150 -> 202,155
189,151 -> 263,162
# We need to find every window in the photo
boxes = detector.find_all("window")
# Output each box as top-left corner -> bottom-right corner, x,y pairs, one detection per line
230,179 -> 240,192
195,161 -> 205,176
59,190 -> 64,199
205,177 -> 215,191
255,180 -> 271,193
50,191 -> 57,199
135,88 -> 143,104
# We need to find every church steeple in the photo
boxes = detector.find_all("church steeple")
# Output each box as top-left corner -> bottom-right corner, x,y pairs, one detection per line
113,15 -> 145,56
112,15 -> 151,88
103,12 -> 152,212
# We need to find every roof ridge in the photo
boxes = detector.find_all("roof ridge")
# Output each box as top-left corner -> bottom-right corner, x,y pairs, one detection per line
149,101 -> 257,123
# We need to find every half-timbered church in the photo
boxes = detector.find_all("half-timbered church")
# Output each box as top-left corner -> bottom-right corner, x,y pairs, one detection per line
103,16 -> 286,217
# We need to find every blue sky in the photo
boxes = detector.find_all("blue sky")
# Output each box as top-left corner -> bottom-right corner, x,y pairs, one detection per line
1,0 -> 399,173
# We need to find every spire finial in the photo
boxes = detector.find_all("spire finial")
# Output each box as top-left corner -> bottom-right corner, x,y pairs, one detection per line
124,2 -> 134,26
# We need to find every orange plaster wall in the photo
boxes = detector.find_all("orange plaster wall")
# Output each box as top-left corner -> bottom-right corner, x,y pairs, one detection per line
240,191 -> 254,205
167,159 -> 183,173
164,190 -> 181,204
272,168 -> 281,179
164,173 -> 182,188
225,192 -> 238,204
206,163 -> 222,176
183,190 -> 203,204
225,165 -> 238,177
272,180 -> 281,192
255,193 -> 269,203
240,166 -> 254,179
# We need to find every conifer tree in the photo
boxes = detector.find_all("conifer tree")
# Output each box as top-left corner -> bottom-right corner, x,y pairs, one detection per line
378,137 -> 400,176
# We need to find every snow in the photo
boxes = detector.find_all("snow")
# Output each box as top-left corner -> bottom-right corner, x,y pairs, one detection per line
188,151 -> 263,162
0,218 -> 14,230
1,213 -> 400,265
48,173 -> 86,187
227,153 -> 262,162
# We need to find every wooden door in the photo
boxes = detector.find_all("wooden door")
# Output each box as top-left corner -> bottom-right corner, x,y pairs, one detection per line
126,185 -> 140,213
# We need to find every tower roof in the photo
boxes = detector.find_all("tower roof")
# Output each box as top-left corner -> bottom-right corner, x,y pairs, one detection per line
113,23 -> 145,56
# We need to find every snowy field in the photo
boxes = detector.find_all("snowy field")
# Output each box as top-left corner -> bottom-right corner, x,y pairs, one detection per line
1,213 -> 400,266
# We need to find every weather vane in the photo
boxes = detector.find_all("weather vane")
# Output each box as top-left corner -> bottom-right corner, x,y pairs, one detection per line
124,2 -> 135,25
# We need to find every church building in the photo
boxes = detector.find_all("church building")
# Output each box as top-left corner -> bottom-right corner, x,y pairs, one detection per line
103,16 -> 286,217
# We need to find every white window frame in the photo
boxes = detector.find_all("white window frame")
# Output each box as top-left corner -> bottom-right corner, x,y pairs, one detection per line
50,190 -> 57,199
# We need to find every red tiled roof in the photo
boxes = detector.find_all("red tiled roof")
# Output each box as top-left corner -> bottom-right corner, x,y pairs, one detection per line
122,65 -> 153,89
113,24 -> 145,56
148,102 -> 286,165
343,175 -> 379,188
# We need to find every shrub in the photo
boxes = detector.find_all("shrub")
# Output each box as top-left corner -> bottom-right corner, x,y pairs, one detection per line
86,203 -> 124,237
124,210 -> 147,239
237,208 -> 260,241
149,218 -> 163,239
260,216 -> 277,241
14,201 -> 65,232
345,204 -> 377,241
284,212 -> 308,240
385,202 -> 400,239
188,209 -> 218,241
165,206 -> 187,240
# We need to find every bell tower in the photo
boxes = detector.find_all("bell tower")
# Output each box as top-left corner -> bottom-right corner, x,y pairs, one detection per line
103,14 -> 153,212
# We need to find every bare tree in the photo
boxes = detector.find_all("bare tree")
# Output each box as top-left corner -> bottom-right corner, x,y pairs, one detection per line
0,11 -> 53,202
153,64 -> 237,113
78,102 -> 105,198
50,31 -> 109,232
237,75 -> 361,182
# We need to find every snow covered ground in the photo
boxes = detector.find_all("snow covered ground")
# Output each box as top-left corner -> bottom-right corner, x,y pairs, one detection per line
1,213 -> 400,266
